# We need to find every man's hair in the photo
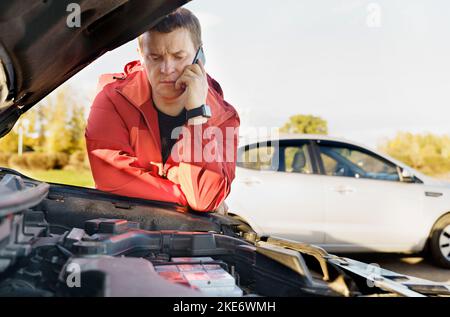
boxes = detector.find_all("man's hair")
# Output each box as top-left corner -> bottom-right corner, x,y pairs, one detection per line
138,8 -> 202,49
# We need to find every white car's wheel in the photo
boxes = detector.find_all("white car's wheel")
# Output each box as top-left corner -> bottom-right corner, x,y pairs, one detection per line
430,214 -> 450,269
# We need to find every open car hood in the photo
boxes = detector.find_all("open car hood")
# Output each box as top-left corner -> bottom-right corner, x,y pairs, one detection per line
1,168 -> 450,297
0,0 -> 189,138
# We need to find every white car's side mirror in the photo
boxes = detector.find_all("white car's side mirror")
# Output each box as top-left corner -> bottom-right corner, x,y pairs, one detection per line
401,169 -> 415,183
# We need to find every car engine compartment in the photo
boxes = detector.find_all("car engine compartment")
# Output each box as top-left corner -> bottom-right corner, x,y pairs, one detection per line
1,168 -> 449,297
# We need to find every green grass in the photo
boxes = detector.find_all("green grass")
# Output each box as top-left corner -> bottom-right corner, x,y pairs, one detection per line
20,169 -> 95,188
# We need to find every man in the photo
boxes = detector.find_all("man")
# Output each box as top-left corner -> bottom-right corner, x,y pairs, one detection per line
85,8 -> 240,212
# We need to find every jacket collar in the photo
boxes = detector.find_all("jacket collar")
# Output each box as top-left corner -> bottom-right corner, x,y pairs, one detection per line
116,66 -> 151,109
115,65 -> 162,155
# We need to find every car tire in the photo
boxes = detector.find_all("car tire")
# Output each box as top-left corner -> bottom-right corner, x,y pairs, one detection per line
429,214 -> 450,269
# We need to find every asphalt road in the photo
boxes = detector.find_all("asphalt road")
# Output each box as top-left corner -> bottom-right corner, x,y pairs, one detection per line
345,253 -> 450,284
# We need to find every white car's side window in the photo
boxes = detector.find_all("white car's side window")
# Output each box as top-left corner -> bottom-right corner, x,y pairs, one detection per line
238,143 -> 314,174
238,144 -> 277,171
318,144 -> 400,182
284,146 -> 313,174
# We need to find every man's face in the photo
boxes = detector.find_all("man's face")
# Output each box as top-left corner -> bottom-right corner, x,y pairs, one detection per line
139,28 -> 197,100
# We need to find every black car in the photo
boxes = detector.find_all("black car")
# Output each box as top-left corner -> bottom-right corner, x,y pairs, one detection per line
0,0 -> 449,297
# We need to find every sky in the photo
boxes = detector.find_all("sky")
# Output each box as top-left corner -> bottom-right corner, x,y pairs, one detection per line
65,0 -> 450,148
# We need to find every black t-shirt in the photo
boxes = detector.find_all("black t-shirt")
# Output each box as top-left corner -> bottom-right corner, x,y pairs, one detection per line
156,107 -> 187,164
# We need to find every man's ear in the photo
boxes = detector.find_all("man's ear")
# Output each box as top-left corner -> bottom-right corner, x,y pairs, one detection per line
137,46 -> 144,65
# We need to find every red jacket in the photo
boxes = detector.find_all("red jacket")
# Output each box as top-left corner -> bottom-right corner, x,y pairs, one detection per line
85,61 -> 240,212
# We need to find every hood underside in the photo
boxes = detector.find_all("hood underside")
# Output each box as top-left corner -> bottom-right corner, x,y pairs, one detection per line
0,0 -> 189,138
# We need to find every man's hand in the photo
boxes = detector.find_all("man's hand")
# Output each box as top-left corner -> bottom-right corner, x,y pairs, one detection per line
175,60 -> 208,111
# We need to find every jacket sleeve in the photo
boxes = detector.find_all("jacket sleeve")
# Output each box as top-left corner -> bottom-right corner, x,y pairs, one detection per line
85,89 -> 188,206
173,101 -> 240,212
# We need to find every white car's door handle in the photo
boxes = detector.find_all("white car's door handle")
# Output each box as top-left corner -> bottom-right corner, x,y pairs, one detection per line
242,177 -> 262,185
332,186 -> 355,194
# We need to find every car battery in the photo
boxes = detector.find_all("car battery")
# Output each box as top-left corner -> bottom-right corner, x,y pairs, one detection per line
154,257 -> 243,296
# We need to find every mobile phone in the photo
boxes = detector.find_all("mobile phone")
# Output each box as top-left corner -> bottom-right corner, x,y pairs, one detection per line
192,46 -> 206,65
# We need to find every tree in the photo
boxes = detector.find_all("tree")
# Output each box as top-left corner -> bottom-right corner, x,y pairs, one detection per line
44,87 -> 73,154
0,129 -> 19,153
67,105 -> 86,153
0,86 -> 83,154
379,132 -> 450,176
280,114 -> 328,135
22,107 -> 46,152
43,85 -> 88,154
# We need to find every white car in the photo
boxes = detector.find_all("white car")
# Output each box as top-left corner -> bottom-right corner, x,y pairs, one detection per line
226,134 -> 450,268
